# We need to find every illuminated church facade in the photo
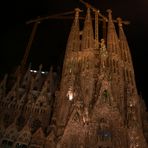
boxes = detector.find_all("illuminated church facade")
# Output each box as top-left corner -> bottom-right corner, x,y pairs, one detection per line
0,5 -> 148,148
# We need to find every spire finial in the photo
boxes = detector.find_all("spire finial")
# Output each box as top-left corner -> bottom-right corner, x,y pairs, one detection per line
75,8 -> 82,13
107,9 -> 112,19
117,17 -> 123,27
74,8 -> 82,24
75,8 -> 82,17
86,7 -> 91,21
107,9 -> 112,14
81,4 -> 94,50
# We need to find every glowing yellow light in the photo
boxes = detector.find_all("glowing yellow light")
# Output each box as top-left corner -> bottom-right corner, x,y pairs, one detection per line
69,93 -> 73,101
67,89 -> 74,101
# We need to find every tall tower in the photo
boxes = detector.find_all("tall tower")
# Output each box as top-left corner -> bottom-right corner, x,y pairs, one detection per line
52,5 -> 148,148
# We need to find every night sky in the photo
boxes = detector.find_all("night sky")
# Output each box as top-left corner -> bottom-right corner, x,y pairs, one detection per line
1,0 -> 148,107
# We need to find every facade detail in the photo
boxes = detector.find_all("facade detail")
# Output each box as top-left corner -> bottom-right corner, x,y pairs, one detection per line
0,4 -> 148,148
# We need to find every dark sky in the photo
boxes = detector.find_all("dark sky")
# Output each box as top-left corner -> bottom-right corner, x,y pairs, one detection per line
1,0 -> 148,107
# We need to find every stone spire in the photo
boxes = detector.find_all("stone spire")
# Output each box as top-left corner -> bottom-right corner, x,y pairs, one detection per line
117,18 -> 131,62
107,9 -> 120,55
117,17 -> 136,87
81,8 -> 94,50
106,9 -> 124,112
117,19 -> 148,148
56,9 -> 82,128
117,18 -> 138,119
94,10 -> 99,49
65,8 -> 81,55
60,8 -> 81,90
106,9 -> 121,89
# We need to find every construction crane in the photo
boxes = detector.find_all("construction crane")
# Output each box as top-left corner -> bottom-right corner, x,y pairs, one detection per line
20,17 -> 40,75
20,10 -> 78,76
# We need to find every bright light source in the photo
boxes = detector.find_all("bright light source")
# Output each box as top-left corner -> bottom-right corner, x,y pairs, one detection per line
69,93 -> 73,101
30,70 -> 37,73
30,69 -> 47,74
67,89 -> 74,101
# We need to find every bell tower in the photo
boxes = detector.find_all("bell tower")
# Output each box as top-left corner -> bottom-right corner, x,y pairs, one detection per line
55,8 -> 82,135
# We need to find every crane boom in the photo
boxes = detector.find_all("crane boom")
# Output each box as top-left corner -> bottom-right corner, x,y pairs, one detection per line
26,11 -> 75,24
80,0 -> 130,25
21,18 -> 40,74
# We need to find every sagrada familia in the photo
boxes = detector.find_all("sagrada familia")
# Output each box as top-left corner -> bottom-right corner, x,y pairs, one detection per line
0,2 -> 148,148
